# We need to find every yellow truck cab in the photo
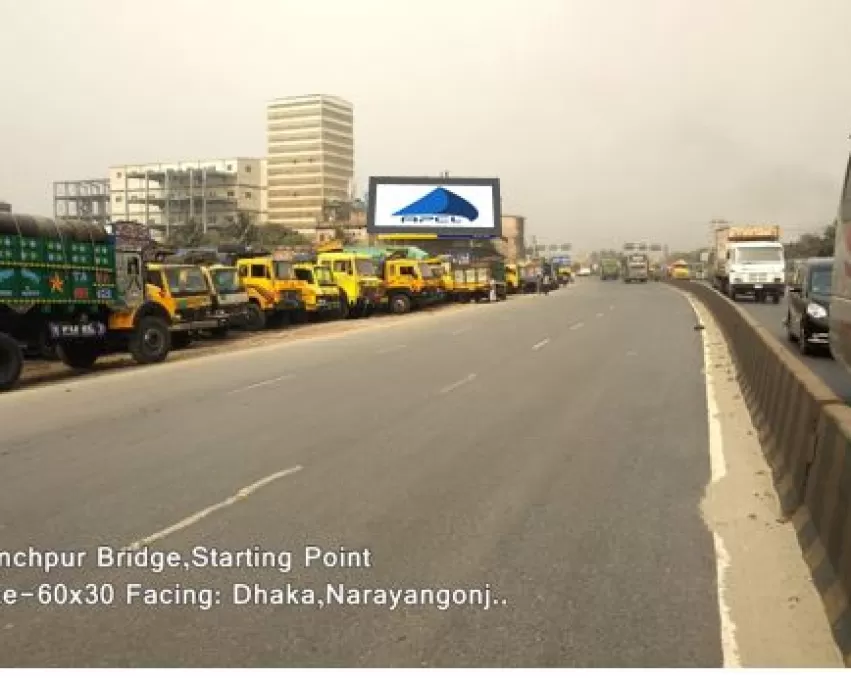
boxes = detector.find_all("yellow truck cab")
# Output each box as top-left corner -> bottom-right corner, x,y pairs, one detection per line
505,264 -> 520,294
315,248 -> 384,319
379,255 -> 440,314
293,261 -> 344,319
143,263 -> 226,348
203,264 -> 250,335
231,253 -> 304,331
156,249 -> 250,337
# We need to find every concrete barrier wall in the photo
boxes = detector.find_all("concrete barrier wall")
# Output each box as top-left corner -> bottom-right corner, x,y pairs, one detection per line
667,280 -> 851,661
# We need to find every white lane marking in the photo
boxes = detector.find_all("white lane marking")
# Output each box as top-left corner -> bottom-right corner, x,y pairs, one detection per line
569,322 -> 584,330
596,312 -> 604,318
124,466 -> 304,551
376,344 -> 406,354
439,373 -> 477,395
683,293 -> 739,667
451,328 -> 470,336
609,305 -> 615,310
532,338 -> 550,351
228,374 -> 294,394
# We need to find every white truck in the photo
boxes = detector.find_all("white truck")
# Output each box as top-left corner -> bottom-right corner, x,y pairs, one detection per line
712,225 -> 785,303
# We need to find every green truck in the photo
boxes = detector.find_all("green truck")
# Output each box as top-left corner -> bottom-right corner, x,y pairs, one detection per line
0,214 -> 174,391
600,258 -> 620,280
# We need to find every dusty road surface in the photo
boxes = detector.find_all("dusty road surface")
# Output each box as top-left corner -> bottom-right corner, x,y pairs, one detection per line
0,280 -> 840,667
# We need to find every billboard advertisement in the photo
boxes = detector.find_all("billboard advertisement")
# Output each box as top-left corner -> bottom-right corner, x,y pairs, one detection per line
367,176 -> 501,237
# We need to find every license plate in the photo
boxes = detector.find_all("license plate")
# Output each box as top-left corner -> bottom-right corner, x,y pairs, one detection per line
49,322 -> 105,338
754,284 -> 763,289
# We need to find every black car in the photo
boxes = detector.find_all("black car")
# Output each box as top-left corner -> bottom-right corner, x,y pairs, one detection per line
786,257 -> 833,355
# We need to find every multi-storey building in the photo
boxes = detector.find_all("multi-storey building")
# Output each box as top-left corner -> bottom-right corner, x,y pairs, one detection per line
53,179 -> 111,226
109,157 -> 265,235
266,94 -> 354,236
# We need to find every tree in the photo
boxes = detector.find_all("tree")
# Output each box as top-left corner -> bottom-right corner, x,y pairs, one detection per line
785,223 -> 836,260
165,218 -> 207,248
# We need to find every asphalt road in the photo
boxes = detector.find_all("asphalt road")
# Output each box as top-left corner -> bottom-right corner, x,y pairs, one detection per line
732,295 -> 851,404
0,281 -> 737,666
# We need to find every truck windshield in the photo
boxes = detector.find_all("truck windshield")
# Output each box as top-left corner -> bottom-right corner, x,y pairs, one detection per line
738,247 -> 782,263
295,268 -> 314,284
164,268 -> 209,295
274,261 -> 295,280
417,262 -> 434,279
211,269 -> 242,294
314,266 -> 334,285
810,268 -> 832,295
356,259 -> 376,276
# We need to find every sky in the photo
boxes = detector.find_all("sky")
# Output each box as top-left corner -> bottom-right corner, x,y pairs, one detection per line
2,0 -> 850,252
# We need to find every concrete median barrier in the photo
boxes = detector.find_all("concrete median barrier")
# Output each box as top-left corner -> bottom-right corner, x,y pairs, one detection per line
666,280 -> 851,660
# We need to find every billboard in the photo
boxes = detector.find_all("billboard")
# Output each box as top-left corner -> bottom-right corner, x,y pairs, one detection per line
367,176 -> 501,237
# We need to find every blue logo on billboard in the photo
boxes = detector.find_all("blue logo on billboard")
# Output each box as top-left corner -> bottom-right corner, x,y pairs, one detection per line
393,187 -> 479,225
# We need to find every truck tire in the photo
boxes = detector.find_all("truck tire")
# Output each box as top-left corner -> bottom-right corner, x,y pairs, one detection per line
245,302 -> 266,331
0,333 -> 23,392
57,341 -> 100,369
129,316 -> 170,365
209,325 -> 229,339
338,291 -> 350,320
389,293 -> 411,315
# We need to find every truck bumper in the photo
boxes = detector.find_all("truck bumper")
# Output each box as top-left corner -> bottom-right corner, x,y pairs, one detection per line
172,317 -> 228,332
731,283 -> 784,298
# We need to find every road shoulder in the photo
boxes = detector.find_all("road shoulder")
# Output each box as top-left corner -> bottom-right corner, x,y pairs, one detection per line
686,290 -> 841,667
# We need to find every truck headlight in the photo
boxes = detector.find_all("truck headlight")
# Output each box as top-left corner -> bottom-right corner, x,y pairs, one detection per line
807,302 -> 828,319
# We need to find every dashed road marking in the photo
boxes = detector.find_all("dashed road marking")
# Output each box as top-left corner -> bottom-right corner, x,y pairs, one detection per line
532,338 -> 550,351
569,322 -> 584,330
451,328 -> 470,336
228,374 -> 294,394
124,466 -> 304,551
439,373 -> 477,395
596,312 -> 604,318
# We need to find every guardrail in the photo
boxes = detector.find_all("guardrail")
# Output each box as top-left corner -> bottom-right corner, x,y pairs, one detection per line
667,280 -> 851,663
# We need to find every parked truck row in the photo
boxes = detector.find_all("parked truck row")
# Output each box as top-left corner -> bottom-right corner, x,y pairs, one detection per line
0,215 -> 562,392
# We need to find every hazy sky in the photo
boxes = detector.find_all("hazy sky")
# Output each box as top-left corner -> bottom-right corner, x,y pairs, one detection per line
2,0 -> 850,251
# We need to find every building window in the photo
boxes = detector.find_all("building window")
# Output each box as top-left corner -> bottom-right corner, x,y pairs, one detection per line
227,191 -> 235,198
226,164 -> 233,171
115,196 -> 123,203
208,216 -> 217,225
245,191 -> 252,198
246,165 -> 252,173
116,171 -> 122,179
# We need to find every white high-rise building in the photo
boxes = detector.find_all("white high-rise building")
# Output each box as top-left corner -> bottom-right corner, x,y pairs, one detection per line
266,94 -> 354,235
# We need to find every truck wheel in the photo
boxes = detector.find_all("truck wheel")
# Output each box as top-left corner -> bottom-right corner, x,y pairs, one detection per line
0,333 -> 23,392
338,291 -> 350,320
389,293 -> 411,315
57,341 -> 100,369
171,333 -> 192,350
209,326 -> 229,339
129,316 -> 170,365
245,302 -> 266,331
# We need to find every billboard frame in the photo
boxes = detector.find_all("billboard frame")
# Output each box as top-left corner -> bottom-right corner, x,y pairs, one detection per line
367,176 -> 502,237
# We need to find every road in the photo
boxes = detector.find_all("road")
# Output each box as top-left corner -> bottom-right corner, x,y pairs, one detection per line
732,295 -> 851,404
0,280 -> 837,667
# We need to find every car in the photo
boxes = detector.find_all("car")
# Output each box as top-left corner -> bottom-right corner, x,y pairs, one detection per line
670,260 -> 691,280
578,267 -> 592,276
786,257 -> 833,356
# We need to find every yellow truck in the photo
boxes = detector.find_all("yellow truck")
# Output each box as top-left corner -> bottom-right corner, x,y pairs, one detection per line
226,251 -> 304,331
292,260 -> 344,320
378,254 -> 441,314
314,242 -> 385,319
505,264 -> 520,294
143,262 -> 228,348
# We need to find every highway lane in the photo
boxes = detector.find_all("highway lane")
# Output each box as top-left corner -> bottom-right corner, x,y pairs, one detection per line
0,281 -> 814,666
731,295 -> 851,404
